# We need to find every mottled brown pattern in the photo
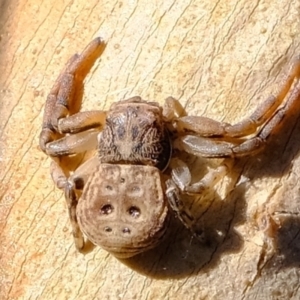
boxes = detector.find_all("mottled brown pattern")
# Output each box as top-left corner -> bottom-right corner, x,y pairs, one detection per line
98,97 -> 171,171
77,164 -> 168,257
2,1 -> 300,298
39,38 -> 300,259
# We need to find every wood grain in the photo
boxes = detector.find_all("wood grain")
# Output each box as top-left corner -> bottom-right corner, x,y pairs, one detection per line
1,0 -> 300,299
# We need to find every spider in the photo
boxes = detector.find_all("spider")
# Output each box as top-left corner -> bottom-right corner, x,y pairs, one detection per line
39,38 -> 300,258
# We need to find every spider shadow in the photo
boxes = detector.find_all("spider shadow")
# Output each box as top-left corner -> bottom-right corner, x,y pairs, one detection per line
244,106 -> 300,272
121,166 -> 247,279
268,215 -> 300,269
121,93 -> 300,279
256,215 -> 300,277
233,93 -> 300,271
227,93 -> 300,273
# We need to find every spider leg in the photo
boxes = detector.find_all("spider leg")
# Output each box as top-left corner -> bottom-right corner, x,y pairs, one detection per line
42,108 -> 106,156
169,56 -> 300,157
39,39 -> 106,252
163,96 -> 187,121
57,110 -> 106,134
52,156 -> 100,251
166,158 -> 227,239
170,158 -> 228,193
47,161 -> 86,250
225,56 -> 300,138
45,129 -> 100,157
165,56 -> 300,238
64,178 -> 85,250
175,79 -> 300,157
169,56 -> 300,140
165,179 -> 199,237
39,37 -> 106,153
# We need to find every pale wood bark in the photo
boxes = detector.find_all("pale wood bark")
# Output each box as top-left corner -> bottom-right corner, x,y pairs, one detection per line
1,0 -> 300,299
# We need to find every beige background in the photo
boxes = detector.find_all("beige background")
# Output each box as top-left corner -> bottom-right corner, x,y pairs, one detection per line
1,0 -> 300,299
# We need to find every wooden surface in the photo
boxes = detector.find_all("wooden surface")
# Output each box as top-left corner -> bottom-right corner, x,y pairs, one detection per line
1,0 -> 300,299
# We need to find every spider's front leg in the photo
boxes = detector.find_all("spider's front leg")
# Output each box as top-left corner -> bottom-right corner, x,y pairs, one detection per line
39,38 -> 106,251
168,56 -> 300,158
164,56 -> 300,239
39,38 -> 107,187
39,37 -> 106,158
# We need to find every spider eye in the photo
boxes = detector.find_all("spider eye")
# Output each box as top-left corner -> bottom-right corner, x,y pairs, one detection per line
100,204 -> 113,215
128,206 -> 141,218
123,227 -> 131,234
105,185 -> 113,191
104,226 -> 112,232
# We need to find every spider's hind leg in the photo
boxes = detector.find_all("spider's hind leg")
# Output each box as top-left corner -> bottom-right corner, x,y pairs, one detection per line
62,156 -> 100,252
166,158 -> 228,240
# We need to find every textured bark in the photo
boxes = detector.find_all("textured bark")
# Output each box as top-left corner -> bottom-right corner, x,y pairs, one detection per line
1,0 -> 300,299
